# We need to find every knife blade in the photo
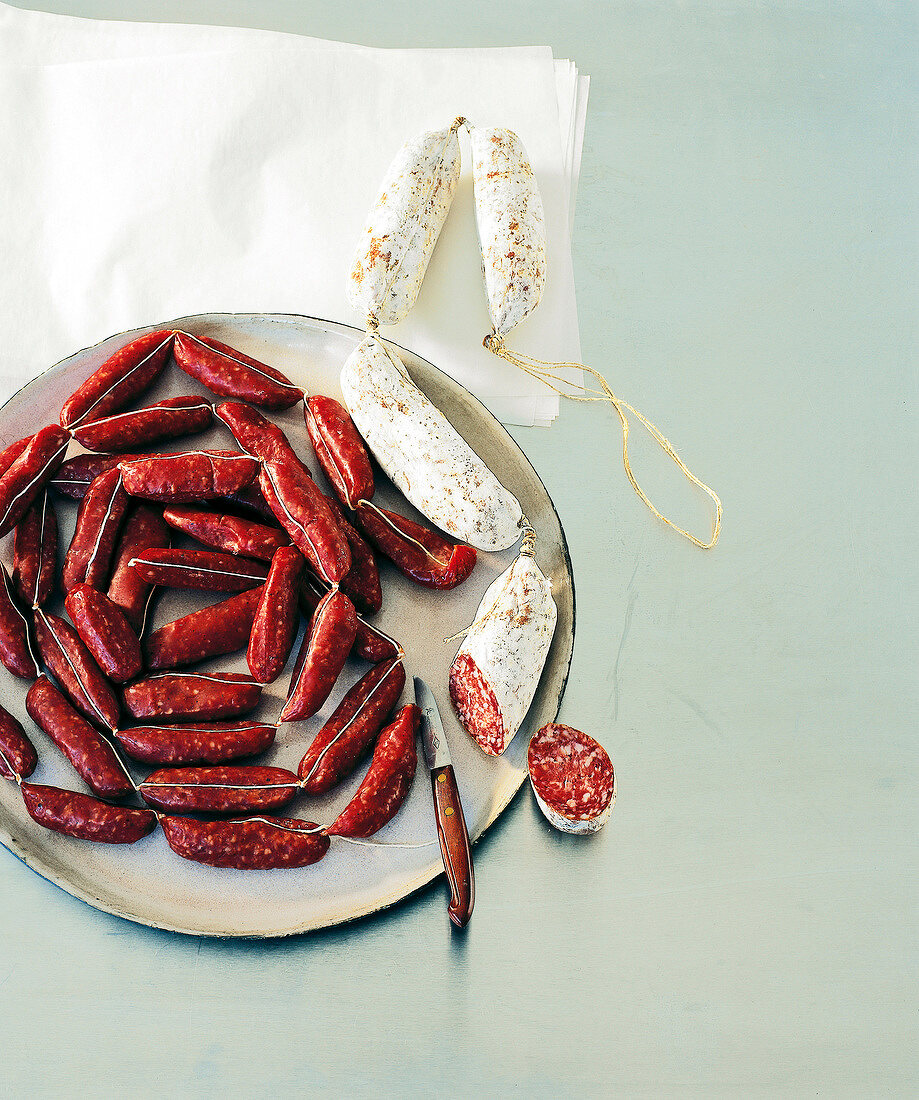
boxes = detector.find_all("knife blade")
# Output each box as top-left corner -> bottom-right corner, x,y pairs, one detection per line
414,676 -> 474,928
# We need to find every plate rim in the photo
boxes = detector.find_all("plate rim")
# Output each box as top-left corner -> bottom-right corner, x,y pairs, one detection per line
0,311 -> 576,937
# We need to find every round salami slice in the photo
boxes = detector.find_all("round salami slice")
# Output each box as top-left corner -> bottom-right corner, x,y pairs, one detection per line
527,723 -> 615,834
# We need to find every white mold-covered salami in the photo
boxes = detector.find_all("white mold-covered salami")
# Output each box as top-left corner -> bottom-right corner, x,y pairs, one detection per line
340,334 -> 523,551
527,723 -> 616,833
348,123 -> 462,326
470,127 -> 547,339
449,552 -> 556,755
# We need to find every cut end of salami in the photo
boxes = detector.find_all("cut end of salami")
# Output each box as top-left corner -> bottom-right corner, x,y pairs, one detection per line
527,723 -> 615,834
449,652 -> 506,756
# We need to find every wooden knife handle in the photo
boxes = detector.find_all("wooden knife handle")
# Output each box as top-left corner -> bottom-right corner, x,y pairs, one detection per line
430,764 -> 474,928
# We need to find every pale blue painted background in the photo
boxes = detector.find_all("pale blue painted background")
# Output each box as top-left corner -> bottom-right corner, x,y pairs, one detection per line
3,2 -> 917,1095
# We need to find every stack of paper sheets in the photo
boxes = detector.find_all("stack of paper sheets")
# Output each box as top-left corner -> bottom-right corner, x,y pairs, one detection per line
0,2 -> 588,425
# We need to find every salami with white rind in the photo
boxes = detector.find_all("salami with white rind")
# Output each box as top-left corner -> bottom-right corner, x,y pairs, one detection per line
527,723 -> 616,833
348,123 -> 462,326
470,127 -> 547,339
340,334 -> 523,551
449,552 -> 556,755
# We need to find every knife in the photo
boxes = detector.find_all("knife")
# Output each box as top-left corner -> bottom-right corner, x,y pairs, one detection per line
414,676 -> 474,928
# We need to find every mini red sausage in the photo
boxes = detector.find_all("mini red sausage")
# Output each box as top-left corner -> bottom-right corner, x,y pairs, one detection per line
0,565 -> 39,680
304,395 -> 374,510
144,584 -> 264,671
71,395 -> 213,453
0,435 -> 33,478
26,676 -> 132,799
173,332 -> 303,410
279,589 -> 357,723
161,814 -> 328,869
62,467 -> 130,592
298,575 -> 400,664
13,490 -> 58,608
214,401 -> 299,465
107,504 -> 171,632
139,765 -> 300,814
33,610 -> 121,731
259,457 -> 351,585
327,703 -> 419,837
354,500 -> 476,590
0,705 -> 37,781
247,546 -> 303,684
127,548 -> 268,593
298,657 -> 405,795
50,451 -> 146,499
64,584 -> 143,684
323,493 -> 382,615
0,425 -> 70,538
22,783 -> 156,844
123,672 -> 262,722
59,329 -> 175,430
114,720 -> 276,766
120,450 -> 259,503
162,507 -> 289,562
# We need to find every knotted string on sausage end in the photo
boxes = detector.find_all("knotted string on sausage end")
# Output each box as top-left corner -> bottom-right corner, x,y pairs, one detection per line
483,334 -> 722,550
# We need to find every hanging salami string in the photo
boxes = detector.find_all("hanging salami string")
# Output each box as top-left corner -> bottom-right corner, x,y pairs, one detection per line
470,124 -> 722,550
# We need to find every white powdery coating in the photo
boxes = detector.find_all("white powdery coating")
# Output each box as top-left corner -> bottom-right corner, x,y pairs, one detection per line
470,127 -> 547,338
340,335 -> 523,551
453,554 -> 557,753
348,125 -> 461,326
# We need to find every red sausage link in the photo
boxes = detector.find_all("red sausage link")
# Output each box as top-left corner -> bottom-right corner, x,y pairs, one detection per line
161,814 -> 328,869
173,332 -> 303,410
71,396 -> 213,453
107,504 -> 171,632
354,500 -> 476,590
298,657 -> 405,795
259,458 -> 351,585
13,490 -> 58,608
327,703 -> 419,837
64,584 -> 143,684
0,705 -> 37,781
0,435 -> 33,478
50,451 -> 146,499
59,329 -> 175,430
298,575 -> 400,664
304,395 -> 374,510
33,610 -> 121,731
323,493 -> 382,615
120,450 -> 259,503
144,585 -> 263,671
22,783 -> 156,844
214,401 -> 299,465
114,720 -> 276,766
279,589 -> 357,723
247,546 -> 303,684
124,672 -> 262,722
62,467 -> 130,592
0,425 -> 70,538
162,507 -> 289,562
26,676 -> 132,798
0,565 -> 39,680
127,548 -> 268,593
140,765 -> 300,814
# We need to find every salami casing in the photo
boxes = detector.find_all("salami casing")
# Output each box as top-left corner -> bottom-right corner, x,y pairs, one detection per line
470,127 -> 546,339
348,123 -> 462,326
449,551 -> 556,756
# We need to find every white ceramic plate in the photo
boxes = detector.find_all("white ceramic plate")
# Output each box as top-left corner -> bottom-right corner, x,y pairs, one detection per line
0,314 -> 574,936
